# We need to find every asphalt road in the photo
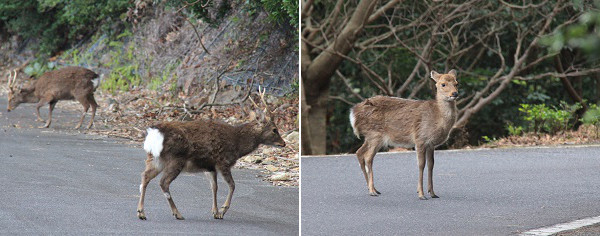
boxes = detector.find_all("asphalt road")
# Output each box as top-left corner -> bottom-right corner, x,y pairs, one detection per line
301,147 -> 600,235
0,98 -> 298,235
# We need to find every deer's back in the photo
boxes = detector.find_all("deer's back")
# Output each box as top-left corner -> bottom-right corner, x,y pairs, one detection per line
35,67 -> 98,100
352,95 -> 454,146
152,119 -> 241,169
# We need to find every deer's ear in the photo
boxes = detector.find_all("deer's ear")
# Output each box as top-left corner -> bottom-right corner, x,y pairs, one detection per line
448,69 -> 457,77
430,70 -> 441,82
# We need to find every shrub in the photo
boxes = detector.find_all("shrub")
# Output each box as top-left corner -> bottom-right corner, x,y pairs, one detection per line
582,104 -> 600,137
0,0 -> 131,56
518,102 -> 581,135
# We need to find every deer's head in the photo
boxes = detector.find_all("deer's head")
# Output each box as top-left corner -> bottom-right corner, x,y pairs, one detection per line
431,69 -> 459,101
6,70 -> 23,112
6,70 -> 37,112
248,87 -> 286,147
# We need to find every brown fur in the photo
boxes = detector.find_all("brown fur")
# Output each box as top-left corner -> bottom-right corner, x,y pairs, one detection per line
7,66 -> 99,129
350,70 -> 459,199
136,101 -> 286,220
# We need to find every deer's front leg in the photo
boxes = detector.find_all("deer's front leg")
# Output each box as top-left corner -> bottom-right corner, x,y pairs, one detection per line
416,144 -> 427,200
426,147 -> 438,198
35,100 -> 46,123
41,101 -> 57,128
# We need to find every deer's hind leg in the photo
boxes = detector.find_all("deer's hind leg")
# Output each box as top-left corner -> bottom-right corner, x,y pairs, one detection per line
137,153 -> 162,220
74,95 -> 91,129
39,100 -> 57,128
218,166 -> 235,219
159,160 -> 185,220
86,94 -> 97,129
357,139 -> 382,196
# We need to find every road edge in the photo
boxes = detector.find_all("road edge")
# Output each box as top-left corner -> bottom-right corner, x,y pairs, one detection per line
519,215 -> 600,236
301,144 -> 600,158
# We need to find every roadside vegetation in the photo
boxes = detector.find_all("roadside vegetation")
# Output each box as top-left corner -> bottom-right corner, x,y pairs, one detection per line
0,0 -> 299,186
301,0 -> 600,154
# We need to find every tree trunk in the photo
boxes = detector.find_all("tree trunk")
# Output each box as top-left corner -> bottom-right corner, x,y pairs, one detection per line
307,90 -> 329,154
301,79 -> 313,155
301,0 -> 379,155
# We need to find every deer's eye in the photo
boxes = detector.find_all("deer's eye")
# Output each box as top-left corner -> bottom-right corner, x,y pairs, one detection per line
441,83 -> 446,87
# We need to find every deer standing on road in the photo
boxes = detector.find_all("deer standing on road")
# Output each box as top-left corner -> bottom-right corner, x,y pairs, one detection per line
6,66 -> 99,129
350,70 -> 459,199
136,88 -> 286,220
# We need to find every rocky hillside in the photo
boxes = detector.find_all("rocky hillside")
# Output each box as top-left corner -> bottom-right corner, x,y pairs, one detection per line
0,1 -> 299,186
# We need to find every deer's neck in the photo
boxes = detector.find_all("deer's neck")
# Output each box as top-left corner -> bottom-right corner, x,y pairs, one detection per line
235,122 -> 262,157
23,87 -> 40,103
435,96 -> 457,124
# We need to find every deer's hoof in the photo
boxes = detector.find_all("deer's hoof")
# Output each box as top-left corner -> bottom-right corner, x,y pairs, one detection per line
369,192 -> 379,197
375,189 -> 381,194
213,212 -> 224,219
431,194 -> 439,198
173,213 -> 185,220
418,196 -> 428,200
137,210 -> 147,220
38,125 -> 49,129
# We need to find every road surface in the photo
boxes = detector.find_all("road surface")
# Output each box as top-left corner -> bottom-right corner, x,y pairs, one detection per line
0,98 -> 298,235
301,147 -> 600,235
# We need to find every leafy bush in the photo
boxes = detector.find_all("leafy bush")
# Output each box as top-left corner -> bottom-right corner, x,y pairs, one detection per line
581,104 -> 600,137
102,43 -> 141,93
0,0 -> 131,56
505,122 -> 524,136
23,61 -> 57,78
259,0 -> 298,29
518,102 -> 581,134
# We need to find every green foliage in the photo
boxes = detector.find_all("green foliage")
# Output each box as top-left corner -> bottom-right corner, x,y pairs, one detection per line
167,0 -> 231,25
541,1 -> 600,58
581,104 -> 600,137
259,0 -> 298,29
481,135 -> 497,143
103,63 -> 141,93
518,102 -> 582,134
242,0 -> 297,31
0,0 -> 131,56
505,122 -> 524,136
148,61 -> 180,91
23,61 -> 56,78
101,42 -> 141,93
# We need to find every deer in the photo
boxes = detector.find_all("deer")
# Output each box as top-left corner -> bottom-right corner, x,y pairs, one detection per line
136,88 -> 286,220
6,66 -> 100,129
350,69 -> 459,200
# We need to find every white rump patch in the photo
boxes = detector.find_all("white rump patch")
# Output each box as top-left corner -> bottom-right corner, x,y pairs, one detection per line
144,128 -> 164,159
91,77 -> 100,89
350,109 -> 359,138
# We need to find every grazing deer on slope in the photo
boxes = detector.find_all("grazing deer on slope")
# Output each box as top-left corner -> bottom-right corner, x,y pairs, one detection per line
6,66 -> 99,129
136,88 -> 286,220
350,70 -> 458,199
